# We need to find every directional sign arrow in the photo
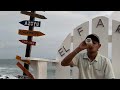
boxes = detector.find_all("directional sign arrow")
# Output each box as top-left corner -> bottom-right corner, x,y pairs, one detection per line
16,55 -> 30,64
19,20 -> 41,27
16,62 -> 34,79
21,11 -> 47,19
19,40 -> 36,46
18,29 -> 45,37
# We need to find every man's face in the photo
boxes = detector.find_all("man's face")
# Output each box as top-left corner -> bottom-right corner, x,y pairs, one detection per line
87,40 -> 101,53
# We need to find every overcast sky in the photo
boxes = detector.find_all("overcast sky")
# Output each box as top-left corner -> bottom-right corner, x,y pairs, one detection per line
0,11 -> 117,59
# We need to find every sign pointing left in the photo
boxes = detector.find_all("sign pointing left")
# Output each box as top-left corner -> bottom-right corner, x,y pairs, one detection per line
19,20 -> 41,27
19,40 -> 36,46
16,55 -> 30,64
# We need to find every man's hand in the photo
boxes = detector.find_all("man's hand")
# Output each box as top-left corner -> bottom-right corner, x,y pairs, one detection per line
76,41 -> 87,52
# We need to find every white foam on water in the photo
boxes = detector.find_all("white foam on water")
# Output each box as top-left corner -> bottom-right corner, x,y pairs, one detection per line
0,74 -> 18,79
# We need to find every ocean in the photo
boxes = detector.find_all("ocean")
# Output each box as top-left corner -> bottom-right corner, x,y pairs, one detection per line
0,59 -> 22,76
0,59 -> 55,79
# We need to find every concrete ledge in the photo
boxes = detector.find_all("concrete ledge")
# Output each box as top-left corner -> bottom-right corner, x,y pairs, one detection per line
21,57 -> 59,63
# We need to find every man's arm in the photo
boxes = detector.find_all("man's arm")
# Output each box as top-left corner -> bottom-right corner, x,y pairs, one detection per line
61,41 -> 87,66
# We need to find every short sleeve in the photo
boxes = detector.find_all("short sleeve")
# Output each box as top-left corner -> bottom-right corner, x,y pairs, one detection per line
72,53 -> 80,67
104,58 -> 115,79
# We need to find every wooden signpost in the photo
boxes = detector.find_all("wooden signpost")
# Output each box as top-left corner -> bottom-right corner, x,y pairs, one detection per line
16,11 -> 47,78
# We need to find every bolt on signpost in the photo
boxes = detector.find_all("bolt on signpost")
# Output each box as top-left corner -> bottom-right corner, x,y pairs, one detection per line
17,11 -> 47,78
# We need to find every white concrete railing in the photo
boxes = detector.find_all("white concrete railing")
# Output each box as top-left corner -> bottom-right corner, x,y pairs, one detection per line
21,57 -> 59,79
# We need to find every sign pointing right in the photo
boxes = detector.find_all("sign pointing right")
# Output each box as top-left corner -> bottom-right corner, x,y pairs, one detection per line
16,62 -> 34,79
21,11 -> 47,19
18,29 -> 45,37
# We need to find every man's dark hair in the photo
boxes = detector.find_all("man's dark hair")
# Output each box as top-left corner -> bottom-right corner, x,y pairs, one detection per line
86,34 -> 100,43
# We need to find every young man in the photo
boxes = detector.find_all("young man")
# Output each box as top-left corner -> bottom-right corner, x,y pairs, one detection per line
61,34 -> 115,79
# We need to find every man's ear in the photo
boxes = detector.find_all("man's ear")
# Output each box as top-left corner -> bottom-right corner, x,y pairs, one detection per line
98,44 -> 101,49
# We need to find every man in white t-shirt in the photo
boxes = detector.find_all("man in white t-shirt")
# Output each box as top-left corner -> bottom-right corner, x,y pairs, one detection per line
61,34 -> 115,79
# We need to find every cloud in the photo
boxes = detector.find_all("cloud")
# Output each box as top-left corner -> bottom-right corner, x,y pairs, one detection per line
110,11 -> 120,21
0,11 -> 114,59
0,42 -> 5,48
0,11 -> 19,16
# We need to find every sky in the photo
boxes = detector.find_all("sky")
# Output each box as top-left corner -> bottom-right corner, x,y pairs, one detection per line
0,11 -> 117,59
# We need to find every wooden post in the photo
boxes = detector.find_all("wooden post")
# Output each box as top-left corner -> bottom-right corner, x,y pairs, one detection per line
23,11 -> 35,75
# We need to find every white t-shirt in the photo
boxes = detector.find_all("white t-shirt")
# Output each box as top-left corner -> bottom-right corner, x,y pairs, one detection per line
72,52 -> 115,79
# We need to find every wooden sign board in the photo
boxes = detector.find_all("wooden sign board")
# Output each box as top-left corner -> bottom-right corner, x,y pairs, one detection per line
16,62 -> 34,79
19,40 -> 36,46
19,20 -> 41,27
21,11 -> 47,19
18,29 -> 45,37
16,55 -> 30,64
